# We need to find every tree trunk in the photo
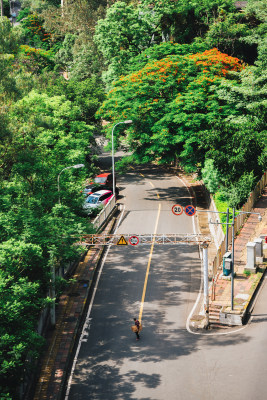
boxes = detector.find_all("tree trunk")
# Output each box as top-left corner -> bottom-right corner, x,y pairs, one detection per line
1,0 -> 4,17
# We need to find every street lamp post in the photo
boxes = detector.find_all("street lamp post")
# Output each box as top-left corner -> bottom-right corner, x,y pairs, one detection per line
202,242 -> 210,327
111,120 -> 132,198
231,208 -> 235,310
57,164 -> 85,204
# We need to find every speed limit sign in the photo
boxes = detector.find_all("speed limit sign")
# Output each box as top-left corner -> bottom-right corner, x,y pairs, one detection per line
172,204 -> 183,215
129,235 -> 139,246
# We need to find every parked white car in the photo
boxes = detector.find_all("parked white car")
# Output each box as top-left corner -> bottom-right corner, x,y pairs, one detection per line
83,190 -> 113,214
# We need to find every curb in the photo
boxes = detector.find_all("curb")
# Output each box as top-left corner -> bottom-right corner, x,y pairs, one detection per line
242,266 -> 267,324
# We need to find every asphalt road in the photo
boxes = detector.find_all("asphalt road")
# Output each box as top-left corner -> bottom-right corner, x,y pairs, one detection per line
65,163 -> 267,400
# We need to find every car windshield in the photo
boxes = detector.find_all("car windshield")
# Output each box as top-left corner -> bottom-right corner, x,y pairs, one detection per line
94,177 -> 107,183
86,196 -> 99,204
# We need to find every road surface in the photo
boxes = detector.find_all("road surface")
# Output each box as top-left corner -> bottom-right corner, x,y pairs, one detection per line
64,164 -> 267,400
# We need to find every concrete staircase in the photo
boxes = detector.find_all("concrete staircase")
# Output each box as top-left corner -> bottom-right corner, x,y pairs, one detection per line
209,305 -> 228,329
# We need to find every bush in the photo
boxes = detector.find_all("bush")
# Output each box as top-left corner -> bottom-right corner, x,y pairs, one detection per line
201,159 -> 222,193
16,7 -> 31,22
223,172 -> 256,209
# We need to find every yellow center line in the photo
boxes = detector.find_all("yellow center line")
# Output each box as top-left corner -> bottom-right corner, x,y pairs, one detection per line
149,181 -> 160,199
139,202 -> 161,323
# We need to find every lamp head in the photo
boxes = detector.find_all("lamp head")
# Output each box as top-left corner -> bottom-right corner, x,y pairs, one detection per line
124,120 -> 132,124
258,215 -> 262,222
73,164 -> 85,169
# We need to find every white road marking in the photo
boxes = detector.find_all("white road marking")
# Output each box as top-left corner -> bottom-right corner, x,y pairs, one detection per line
116,204 -> 125,230
139,203 -> 161,322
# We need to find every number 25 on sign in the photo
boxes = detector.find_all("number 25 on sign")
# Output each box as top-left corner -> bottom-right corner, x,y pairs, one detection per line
172,204 -> 183,215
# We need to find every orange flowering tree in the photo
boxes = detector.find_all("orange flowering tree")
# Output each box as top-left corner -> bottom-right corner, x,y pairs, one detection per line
98,47 -> 244,170
21,13 -> 52,50
18,45 -> 55,73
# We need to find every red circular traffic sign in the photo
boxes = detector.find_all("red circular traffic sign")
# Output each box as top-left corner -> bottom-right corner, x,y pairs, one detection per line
129,235 -> 139,246
172,204 -> 183,215
185,205 -> 196,216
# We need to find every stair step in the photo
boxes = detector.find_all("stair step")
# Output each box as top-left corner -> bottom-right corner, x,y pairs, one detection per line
209,315 -> 220,321
209,305 -> 222,310
209,323 -> 229,329
209,311 -> 220,316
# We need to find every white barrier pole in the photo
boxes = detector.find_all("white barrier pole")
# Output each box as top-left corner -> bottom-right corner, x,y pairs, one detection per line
202,243 -> 209,327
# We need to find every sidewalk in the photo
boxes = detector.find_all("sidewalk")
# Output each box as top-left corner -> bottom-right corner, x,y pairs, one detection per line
190,186 -> 267,329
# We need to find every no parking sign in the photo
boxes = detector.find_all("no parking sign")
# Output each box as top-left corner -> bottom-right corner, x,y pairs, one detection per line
185,205 -> 196,216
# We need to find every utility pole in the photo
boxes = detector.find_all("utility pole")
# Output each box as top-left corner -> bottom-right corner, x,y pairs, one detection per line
1,0 -> 4,17
51,264 -> 56,327
231,208 -> 235,310
225,208 -> 230,251
49,250 -> 56,327
202,242 -> 209,328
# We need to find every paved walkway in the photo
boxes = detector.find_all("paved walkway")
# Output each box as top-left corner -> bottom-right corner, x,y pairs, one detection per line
189,186 -> 267,328
209,187 -> 267,313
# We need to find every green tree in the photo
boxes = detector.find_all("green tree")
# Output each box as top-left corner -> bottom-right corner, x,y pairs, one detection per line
54,33 -> 77,71
0,17 -> 19,54
98,47 -> 244,170
203,12 -> 255,62
94,0 -> 238,87
3,90 -> 94,183
0,9 -> 101,396
0,268 -> 48,396
227,171 -> 256,207
94,1 -> 157,87
63,77 -> 105,125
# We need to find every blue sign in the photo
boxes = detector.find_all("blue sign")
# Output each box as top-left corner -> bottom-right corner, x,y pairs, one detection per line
185,205 -> 196,216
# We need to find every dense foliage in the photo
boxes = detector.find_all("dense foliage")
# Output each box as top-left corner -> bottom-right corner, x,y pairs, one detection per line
0,5 -> 102,396
96,0 -> 266,206
0,0 -> 266,397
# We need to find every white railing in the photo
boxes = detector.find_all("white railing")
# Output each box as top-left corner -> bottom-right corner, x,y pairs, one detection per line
93,195 -> 117,231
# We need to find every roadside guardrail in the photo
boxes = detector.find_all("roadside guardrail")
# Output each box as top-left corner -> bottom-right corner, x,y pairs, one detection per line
92,194 -> 117,231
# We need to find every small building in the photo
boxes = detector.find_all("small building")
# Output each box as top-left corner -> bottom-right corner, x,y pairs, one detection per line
234,1 -> 248,10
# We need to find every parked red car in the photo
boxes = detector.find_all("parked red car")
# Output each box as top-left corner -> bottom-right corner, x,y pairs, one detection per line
82,173 -> 119,196
94,172 -> 114,187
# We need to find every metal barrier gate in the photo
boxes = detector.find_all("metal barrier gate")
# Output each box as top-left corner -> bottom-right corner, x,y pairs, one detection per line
78,233 -> 211,246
